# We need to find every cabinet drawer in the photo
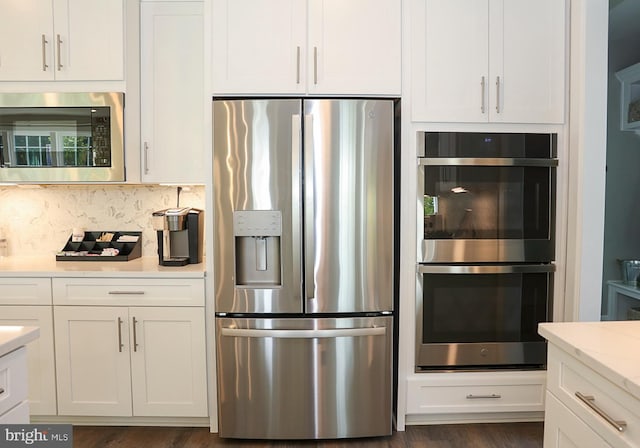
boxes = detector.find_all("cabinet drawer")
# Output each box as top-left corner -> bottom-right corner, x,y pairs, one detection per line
406,371 -> 545,414
0,400 -> 29,424
547,345 -> 640,447
0,278 -> 52,305
0,347 -> 28,416
52,278 -> 204,306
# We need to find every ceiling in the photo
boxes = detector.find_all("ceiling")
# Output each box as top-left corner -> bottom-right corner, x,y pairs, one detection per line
609,0 -> 640,43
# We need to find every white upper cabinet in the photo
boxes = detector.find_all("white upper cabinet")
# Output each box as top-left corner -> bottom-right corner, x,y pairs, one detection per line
212,0 -> 401,95
0,0 -> 124,81
411,0 -> 565,123
140,1 -> 205,184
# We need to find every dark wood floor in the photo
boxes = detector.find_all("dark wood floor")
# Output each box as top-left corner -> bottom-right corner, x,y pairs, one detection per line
72,423 -> 543,448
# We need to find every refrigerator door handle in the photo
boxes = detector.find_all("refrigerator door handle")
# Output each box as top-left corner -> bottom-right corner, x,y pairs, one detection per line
292,114 -> 303,301
304,113 -> 316,301
220,326 -> 386,339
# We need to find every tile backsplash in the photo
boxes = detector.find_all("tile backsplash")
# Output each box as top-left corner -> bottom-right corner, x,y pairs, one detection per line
0,185 -> 205,258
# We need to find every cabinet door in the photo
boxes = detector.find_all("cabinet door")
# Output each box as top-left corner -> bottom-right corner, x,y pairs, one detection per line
411,0 -> 489,122
54,306 -> 132,416
212,0 -> 306,95
307,0 -> 401,95
544,392 -> 611,448
140,1 -> 205,183
129,307 -> 207,417
0,306 -> 56,415
0,0 -> 54,81
52,0 -> 124,80
489,0 -> 565,123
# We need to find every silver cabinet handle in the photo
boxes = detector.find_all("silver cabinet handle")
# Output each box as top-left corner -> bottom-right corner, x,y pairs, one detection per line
467,394 -> 501,399
143,142 -> 150,174
313,46 -> 318,85
108,291 -> 146,295
575,392 -> 627,432
117,317 -> 124,352
495,76 -> 501,113
56,34 -> 63,71
296,46 -> 301,84
480,76 -> 486,113
132,317 -> 139,352
41,35 -> 49,71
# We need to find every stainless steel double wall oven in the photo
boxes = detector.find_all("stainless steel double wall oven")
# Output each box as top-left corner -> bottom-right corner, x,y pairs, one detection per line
416,132 -> 557,370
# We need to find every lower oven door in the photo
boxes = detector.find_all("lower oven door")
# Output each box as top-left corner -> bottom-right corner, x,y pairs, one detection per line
416,264 -> 554,370
216,316 -> 392,439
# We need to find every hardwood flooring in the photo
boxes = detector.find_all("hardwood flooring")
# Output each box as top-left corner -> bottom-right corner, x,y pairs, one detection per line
72,423 -> 543,448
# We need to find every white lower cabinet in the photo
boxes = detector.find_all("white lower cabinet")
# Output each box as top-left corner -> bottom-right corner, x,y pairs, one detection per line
544,392 -> 610,448
0,347 -> 29,423
406,370 -> 546,416
0,278 -> 56,416
543,344 -> 640,448
52,277 -> 208,418
0,306 -> 56,415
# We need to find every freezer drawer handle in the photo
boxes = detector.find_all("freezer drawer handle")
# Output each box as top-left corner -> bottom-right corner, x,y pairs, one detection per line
575,392 -> 627,432
221,327 -> 386,339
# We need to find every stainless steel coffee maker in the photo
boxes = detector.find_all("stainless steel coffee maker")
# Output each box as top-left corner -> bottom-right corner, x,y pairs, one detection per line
152,207 -> 204,266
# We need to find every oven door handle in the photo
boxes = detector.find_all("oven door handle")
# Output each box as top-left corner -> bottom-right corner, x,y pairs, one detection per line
417,264 -> 555,274
418,157 -> 558,167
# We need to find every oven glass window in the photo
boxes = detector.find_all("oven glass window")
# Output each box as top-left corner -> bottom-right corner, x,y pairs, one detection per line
421,272 -> 549,344
0,107 -> 112,168
423,165 -> 551,239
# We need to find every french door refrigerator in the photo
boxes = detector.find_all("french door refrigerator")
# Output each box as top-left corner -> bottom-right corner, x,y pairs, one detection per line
213,98 -> 396,439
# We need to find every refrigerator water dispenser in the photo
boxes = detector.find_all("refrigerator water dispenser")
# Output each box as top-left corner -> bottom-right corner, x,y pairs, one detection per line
233,210 -> 282,286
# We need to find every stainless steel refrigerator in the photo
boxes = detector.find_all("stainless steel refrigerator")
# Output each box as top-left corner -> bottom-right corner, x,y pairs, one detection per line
213,98 -> 396,440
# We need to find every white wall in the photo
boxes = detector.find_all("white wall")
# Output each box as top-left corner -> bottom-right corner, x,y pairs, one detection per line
0,185 -> 205,258
563,0 -> 609,322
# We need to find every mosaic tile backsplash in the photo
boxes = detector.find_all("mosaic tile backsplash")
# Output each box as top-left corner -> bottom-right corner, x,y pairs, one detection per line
0,185 -> 205,258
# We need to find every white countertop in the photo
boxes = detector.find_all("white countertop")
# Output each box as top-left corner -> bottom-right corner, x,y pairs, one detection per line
0,326 -> 40,358
0,256 -> 205,278
539,321 -> 640,401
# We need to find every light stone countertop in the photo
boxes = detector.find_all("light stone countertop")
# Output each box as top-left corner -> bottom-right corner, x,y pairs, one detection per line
538,321 -> 640,401
0,326 -> 39,358
0,256 -> 205,278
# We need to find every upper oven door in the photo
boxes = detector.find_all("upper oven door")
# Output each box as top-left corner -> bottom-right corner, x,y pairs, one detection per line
418,132 -> 557,263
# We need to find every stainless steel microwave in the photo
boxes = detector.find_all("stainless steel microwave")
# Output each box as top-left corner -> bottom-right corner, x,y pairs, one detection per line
0,92 -> 124,183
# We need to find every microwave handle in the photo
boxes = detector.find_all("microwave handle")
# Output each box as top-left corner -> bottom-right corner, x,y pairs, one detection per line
418,157 -> 558,167
417,264 -> 555,274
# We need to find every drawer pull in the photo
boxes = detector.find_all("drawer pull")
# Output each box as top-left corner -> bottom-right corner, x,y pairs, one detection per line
575,392 -> 627,432
466,394 -> 501,399
0,387 -> 5,395
108,291 -> 146,295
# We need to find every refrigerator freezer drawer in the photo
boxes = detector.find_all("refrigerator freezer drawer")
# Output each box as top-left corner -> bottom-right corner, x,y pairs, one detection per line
216,316 -> 392,439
